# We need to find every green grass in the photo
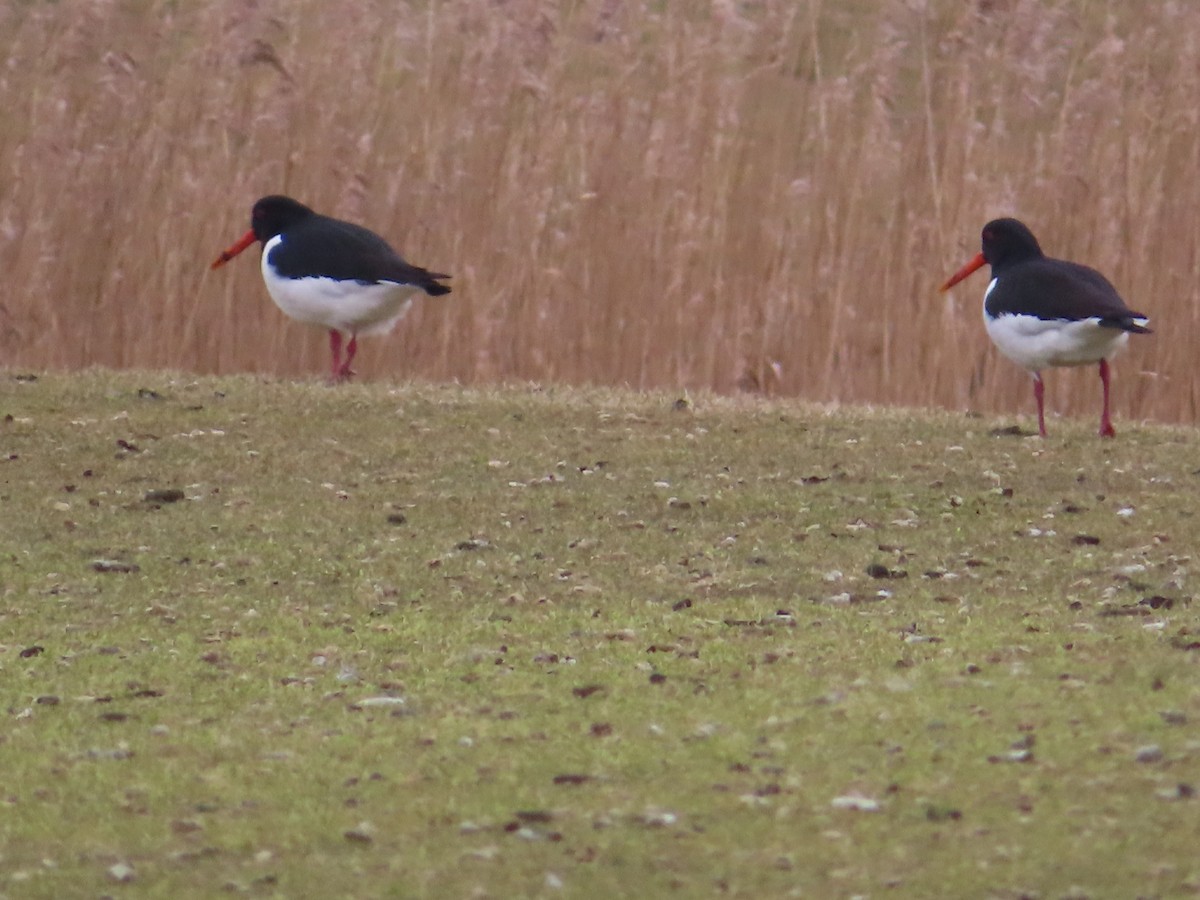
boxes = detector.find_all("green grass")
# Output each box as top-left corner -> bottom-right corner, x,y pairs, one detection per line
1,371 -> 1197,898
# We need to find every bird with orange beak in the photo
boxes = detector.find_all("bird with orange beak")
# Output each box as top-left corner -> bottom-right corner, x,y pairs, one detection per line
212,195 -> 451,382
941,218 -> 1150,437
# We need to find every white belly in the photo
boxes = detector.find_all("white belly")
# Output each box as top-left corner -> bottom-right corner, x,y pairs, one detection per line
983,310 -> 1129,372
261,238 -> 417,335
980,277 -> 1132,372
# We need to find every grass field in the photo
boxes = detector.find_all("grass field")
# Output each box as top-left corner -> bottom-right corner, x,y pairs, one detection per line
0,0 -> 1195,425
2,372 -> 1197,898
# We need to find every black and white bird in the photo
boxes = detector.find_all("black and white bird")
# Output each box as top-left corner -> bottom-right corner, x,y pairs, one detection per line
212,195 -> 451,382
941,218 -> 1150,437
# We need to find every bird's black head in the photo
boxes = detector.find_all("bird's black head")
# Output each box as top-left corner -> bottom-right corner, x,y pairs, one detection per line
980,218 -> 1044,267
250,195 -> 317,242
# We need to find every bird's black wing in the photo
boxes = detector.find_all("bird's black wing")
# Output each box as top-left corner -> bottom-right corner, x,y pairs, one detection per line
271,215 -> 451,295
988,258 -> 1147,330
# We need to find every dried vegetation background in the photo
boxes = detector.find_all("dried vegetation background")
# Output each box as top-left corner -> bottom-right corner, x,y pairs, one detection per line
0,0 -> 1196,423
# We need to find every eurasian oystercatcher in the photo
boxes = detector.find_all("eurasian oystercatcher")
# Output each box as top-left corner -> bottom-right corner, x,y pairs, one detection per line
941,218 -> 1151,438
211,195 -> 451,382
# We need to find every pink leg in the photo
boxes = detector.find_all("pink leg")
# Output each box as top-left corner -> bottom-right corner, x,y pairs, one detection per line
1033,373 -> 1047,438
337,335 -> 358,381
1098,358 -> 1116,438
328,330 -> 344,382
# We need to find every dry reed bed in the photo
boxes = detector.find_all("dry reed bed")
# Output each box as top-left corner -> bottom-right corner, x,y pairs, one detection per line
0,0 -> 1195,424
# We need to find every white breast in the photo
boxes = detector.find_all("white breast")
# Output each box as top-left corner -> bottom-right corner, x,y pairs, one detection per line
983,304 -> 1130,372
260,235 -> 418,336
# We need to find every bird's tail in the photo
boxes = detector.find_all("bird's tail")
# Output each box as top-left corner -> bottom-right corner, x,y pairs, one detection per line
422,270 -> 452,296
1104,315 -> 1151,334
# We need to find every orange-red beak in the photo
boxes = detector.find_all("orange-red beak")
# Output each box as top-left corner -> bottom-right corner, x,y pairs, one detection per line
211,229 -> 258,269
940,252 -> 987,292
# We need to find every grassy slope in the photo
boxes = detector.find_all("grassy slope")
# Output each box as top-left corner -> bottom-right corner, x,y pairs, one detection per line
1,372 -> 1197,898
